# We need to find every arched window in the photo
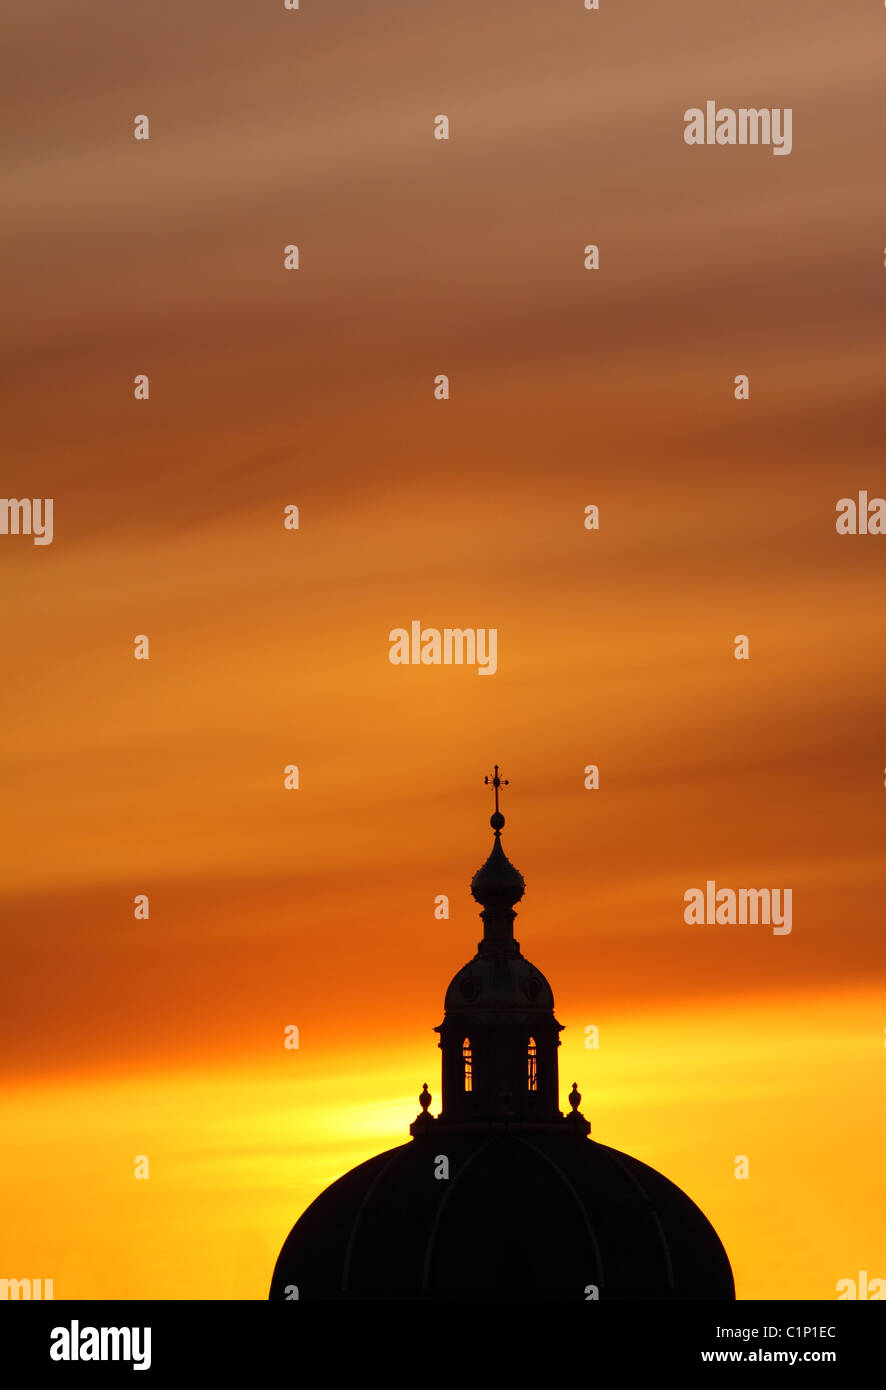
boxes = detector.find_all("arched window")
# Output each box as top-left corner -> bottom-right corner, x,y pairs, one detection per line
527,1037 -> 538,1091
462,1037 -> 472,1092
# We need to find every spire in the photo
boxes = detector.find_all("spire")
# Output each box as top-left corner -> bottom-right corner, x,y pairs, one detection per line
418,765 -> 591,1138
470,765 -> 525,955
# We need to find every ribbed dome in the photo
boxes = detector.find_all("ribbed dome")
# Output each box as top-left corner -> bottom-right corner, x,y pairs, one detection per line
444,954 -> 554,1012
269,1131 -> 735,1301
270,769 -> 735,1302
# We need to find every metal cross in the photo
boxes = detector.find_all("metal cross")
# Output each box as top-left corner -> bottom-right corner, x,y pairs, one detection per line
484,765 -> 509,814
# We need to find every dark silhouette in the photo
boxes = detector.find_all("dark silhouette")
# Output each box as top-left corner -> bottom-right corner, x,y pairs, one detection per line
270,768 -> 735,1300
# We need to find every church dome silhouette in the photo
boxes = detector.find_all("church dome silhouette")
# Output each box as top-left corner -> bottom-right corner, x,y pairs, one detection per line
443,953 -> 555,1012
270,768 -> 735,1301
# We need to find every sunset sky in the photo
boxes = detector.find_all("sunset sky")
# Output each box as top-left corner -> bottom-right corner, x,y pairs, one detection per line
2,1 -> 885,1299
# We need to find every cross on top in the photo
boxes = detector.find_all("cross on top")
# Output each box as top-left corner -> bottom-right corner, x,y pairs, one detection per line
485,764 -> 509,814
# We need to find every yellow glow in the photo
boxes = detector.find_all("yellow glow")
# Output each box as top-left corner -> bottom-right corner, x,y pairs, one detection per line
2,987 -> 883,1299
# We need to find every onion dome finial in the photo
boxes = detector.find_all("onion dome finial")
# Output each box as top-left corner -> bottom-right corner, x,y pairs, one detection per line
471,766 -> 525,934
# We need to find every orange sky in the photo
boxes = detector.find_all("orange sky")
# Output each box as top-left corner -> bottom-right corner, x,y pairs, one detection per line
2,0 -> 885,1299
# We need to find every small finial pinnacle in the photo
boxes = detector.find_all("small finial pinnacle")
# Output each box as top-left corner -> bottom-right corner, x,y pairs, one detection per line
484,764 -> 509,833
